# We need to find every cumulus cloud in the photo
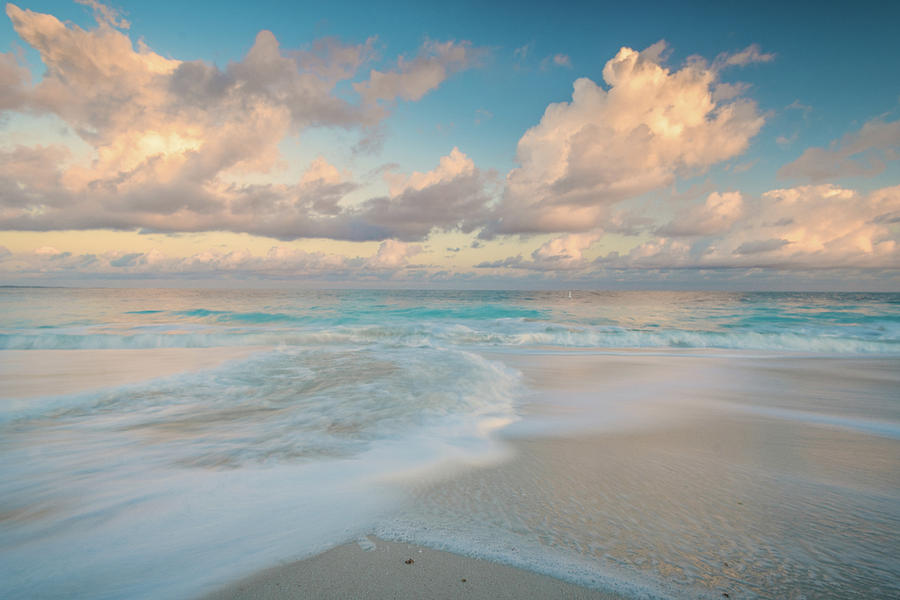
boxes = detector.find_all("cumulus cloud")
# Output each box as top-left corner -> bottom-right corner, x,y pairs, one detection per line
476,231 -> 600,271
0,3 -> 481,241
365,239 -> 423,269
778,118 -> 900,181
601,184 -> 900,269
657,191 -> 744,237
529,231 -> 600,268
486,41 -> 766,236
354,148 -> 494,240
478,183 -> 899,273
0,51 -> 30,111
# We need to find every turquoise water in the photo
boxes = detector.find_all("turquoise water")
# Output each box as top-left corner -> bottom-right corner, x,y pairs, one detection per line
2,288 -> 899,353
1,288 -> 898,599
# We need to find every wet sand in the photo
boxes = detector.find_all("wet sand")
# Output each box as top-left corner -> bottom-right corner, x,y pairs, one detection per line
198,351 -> 899,599
5,347 -> 895,599
202,537 -> 625,600
374,352 -> 900,599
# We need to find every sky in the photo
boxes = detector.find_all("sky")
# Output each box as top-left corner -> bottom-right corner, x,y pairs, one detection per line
0,0 -> 898,289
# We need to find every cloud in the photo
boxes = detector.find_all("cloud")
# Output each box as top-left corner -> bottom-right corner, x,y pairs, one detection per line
384,146 -> 473,195
0,51 -> 30,111
475,255 -> 524,269
776,133 -> 798,146
0,240 -> 429,280
478,183 -> 899,273
109,252 -> 142,267
778,118 -> 900,181
485,41 -> 766,236
553,54 -> 572,68
74,0 -> 129,28
714,44 -> 775,68
733,238 -> 790,255
355,148 -> 494,240
353,40 -> 478,105
365,239 -> 423,269
540,53 -> 572,69
0,142 -> 490,241
514,43 -> 533,61
657,191 -> 744,237
601,184 -> 900,269
529,231 -> 600,268
476,232 -> 600,271
0,3 -> 482,242
786,100 -> 813,116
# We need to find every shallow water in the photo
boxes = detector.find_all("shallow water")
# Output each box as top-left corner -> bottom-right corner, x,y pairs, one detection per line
379,353 -> 900,600
1,288 -> 898,599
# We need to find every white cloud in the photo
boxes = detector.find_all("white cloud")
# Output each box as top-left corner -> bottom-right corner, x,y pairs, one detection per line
487,41 -> 766,235
530,231 -> 600,268
365,239 -> 423,269
384,147 -> 474,195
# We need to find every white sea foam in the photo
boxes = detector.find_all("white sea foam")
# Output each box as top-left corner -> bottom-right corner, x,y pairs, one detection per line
0,346 -> 522,599
2,322 -> 898,353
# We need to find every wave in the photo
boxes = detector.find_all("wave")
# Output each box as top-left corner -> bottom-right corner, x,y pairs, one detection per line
2,321 -> 898,354
2,346 -> 521,466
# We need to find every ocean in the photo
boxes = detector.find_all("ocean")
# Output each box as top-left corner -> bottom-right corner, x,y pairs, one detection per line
1,288 -> 898,599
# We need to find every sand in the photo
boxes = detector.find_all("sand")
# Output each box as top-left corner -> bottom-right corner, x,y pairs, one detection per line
6,347 -> 894,599
0,347 -> 267,398
201,537 -> 624,600
198,350 -> 899,600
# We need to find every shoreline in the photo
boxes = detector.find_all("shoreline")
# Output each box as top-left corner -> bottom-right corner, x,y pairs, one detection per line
2,347 -> 897,599
200,537 -> 628,600
201,350 -> 898,600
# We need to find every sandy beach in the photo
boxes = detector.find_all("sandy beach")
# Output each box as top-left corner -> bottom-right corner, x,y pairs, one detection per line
203,537 -> 625,600
198,351 -> 899,600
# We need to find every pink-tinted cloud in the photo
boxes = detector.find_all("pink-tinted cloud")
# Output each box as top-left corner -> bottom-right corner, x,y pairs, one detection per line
0,239 -> 427,279
353,40 -> 478,105
605,184 -> 900,269
486,41 -> 766,236
0,4 -> 484,241
657,191 -> 744,237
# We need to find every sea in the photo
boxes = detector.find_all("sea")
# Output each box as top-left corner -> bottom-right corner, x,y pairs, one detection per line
1,288 -> 898,599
